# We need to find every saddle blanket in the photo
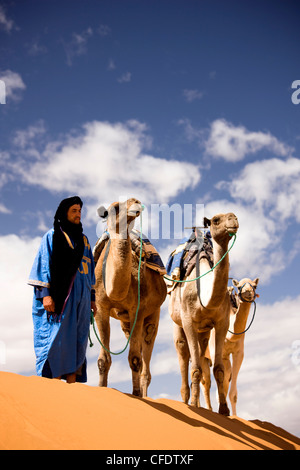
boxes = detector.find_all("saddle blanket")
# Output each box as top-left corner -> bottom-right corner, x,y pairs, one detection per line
93,229 -> 166,275
166,231 -> 213,281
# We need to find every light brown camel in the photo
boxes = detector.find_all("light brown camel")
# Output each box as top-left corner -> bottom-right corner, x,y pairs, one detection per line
169,213 -> 239,415
223,277 -> 259,415
94,198 -> 167,397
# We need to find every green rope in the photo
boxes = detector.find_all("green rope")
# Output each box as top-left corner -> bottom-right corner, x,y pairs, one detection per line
89,208 -> 144,355
163,233 -> 237,284
228,300 -> 257,335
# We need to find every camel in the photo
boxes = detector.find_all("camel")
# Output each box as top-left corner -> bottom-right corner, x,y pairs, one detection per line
222,277 -> 259,415
94,198 -> 167,397
169,213 -> 239,415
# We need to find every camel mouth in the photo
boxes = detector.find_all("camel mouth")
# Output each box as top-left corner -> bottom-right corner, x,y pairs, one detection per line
226,226 -> 238,234
127,203 -> 143,217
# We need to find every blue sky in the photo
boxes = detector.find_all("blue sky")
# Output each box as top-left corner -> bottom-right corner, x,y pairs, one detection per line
1,1 -> 300,439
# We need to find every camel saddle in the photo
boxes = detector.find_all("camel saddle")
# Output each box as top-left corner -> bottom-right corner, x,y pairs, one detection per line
166,231 -> 214,283
93,229 -> 166,276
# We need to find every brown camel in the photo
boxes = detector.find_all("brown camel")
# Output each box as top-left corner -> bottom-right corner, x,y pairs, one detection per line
169,213 -> 239,415
94,198 -> 167,397
223,277 -> 259,415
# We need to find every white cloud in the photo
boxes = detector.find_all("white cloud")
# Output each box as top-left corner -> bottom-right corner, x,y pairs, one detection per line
63,27 -> 93,66
0,203 -> 11,214
0,70 -> 26,102
218,157 -> 300,222
180,119 -> 293,162
0,5 -> 15,33
204,119 -> 293,162
0,235 -> 41,375
204,156 -> 300,283
230,295 -> 300,436
117,72 -> 132,83
107,58 -> 116,71
10,119 -> 201,224
183,89 -> 204,102
201,199 -> 283,283
97,24 -> 111,37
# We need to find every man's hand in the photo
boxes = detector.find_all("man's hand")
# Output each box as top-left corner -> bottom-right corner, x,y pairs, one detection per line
91,301 -> 97,317
43,296 -> 55,313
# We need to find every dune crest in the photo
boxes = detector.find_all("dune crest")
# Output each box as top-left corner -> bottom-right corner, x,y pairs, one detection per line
0,372 -> 299,450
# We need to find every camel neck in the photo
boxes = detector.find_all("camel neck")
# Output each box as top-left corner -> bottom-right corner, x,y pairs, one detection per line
105,234 -> 132,301
204,239 -> 230,309
228,301 -> 252,340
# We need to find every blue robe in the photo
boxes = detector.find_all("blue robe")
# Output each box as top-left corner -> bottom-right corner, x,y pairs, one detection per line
28,229 -> 95,382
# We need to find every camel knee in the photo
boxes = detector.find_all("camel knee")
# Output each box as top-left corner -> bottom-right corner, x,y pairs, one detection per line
213,364 -> 225,384
97,352 -> 111,387
229,386 -> 237,404
191,367 -> 202,383
175,338 -> 189,359
144,323 -> 156,345
140,371 -> 151,394
129,353 -> 142,373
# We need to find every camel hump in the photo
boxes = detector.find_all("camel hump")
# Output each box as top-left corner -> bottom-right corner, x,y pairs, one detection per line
93,229 -> 167,276
93,231 -> 110,265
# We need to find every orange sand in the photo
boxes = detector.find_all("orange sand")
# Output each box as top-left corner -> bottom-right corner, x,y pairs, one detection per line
0,372 -> 299,450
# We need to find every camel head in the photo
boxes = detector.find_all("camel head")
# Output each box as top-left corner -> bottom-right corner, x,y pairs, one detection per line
203,212 -> 239,244
232,277 -> 259,303
98,198 -> 142,238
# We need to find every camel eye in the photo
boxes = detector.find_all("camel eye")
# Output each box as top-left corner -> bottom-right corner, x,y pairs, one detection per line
212,217 -> 220,225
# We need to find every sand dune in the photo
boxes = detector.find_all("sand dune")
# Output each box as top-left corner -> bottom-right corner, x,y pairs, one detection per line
0,372 -> 299,451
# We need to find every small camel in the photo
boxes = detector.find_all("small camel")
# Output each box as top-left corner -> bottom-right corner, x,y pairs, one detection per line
94,198 -> 167,397
169,213 -> 239,415
223,277 -> 259,415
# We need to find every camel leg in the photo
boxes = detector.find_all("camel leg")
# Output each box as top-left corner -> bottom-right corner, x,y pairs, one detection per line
174,323 -> 190,404
199,332 -> 213,411
222,348 -> 232,408
213,325 -> 230,416
95,312 -> 112,387
182,320 -> 202,407
127,318 -> 144,397
229,349 -> 244,416
140,314 -> 159,397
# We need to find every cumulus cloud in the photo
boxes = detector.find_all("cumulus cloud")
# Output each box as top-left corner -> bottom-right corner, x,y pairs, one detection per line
203,156 -> 300,283
62,27 -> 93,66
0,235 -> 41,375
218,157 -> 300,222
179,118 -> 293,162
201,199 -> 284,282
0,5 -> 15,33
204,119 -> 293,161
10,119 -> 201,224
231,295 -> 300,436
0,70 -> 26,102
117,72 -> 132,83
183,89 -> 204,102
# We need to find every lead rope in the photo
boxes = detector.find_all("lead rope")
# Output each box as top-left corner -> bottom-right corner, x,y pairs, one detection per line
89,207 -> 144,355
163,232 -> 237,283
227,300 -> 257,335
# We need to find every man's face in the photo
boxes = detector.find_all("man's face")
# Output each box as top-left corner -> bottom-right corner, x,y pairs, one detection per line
67,204 -> 81,224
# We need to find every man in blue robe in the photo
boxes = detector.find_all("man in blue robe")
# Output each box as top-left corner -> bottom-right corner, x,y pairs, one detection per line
28,196 -> 96,383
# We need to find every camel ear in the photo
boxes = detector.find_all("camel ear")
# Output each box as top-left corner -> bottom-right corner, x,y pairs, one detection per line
232,279 -> 239,287
97,206 -> 108,219
253,277 -> 259,286
203,217 -> 211,228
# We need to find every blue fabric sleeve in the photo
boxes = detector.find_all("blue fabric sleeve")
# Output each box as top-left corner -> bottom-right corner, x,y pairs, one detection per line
34,286 -> 51,300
